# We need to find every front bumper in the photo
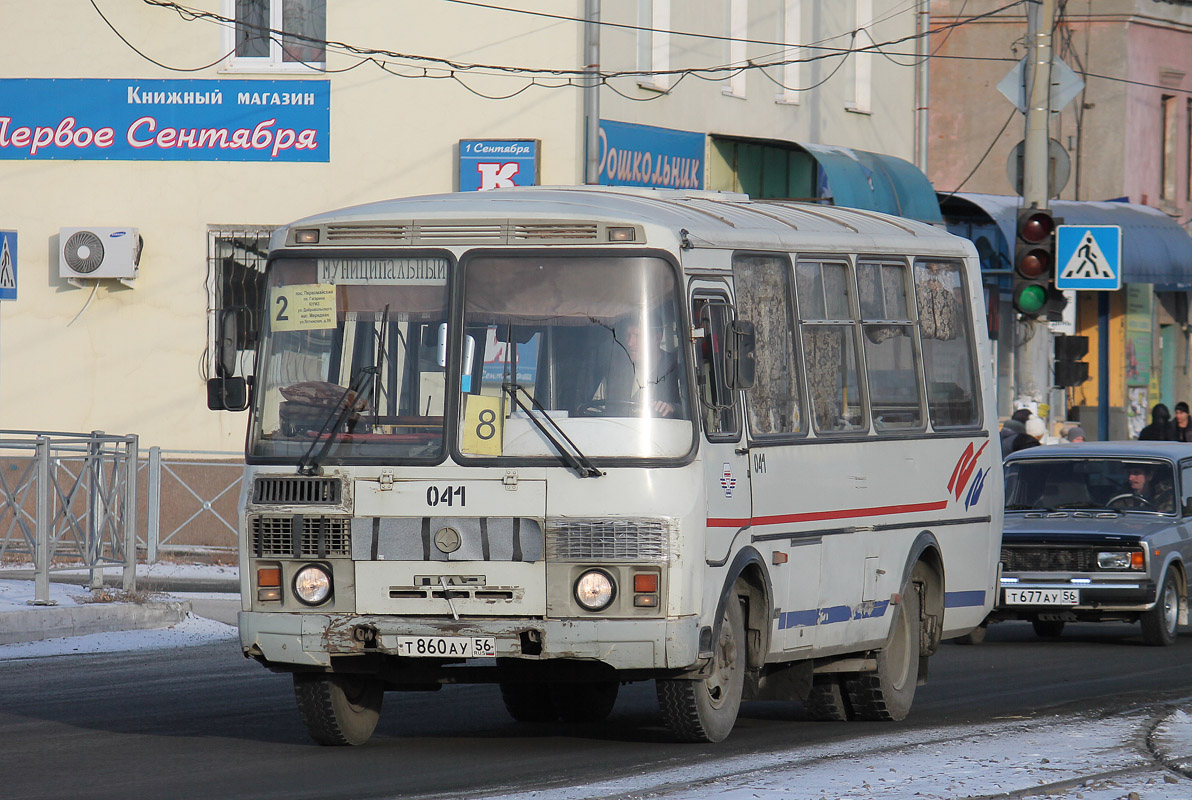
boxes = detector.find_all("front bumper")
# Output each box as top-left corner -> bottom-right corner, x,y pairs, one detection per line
239,611 -> 700,672
991,575 -> 1157,618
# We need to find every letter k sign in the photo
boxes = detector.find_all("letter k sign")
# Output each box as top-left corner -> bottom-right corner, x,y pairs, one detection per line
477,161 -> 520,190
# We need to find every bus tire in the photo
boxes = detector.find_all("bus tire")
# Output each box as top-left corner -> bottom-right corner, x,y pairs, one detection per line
656,593 -> 746,743
550,681 -> 620,722
499,681 -> 558,722
803,675 -> 851,721
1141,568 -> 1181,647
292,673 -> 383,746
845,569 -> 922,722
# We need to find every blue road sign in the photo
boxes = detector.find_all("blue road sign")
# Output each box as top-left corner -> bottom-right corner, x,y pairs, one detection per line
0,231 -> 16,301
1055,225 -> 1121,291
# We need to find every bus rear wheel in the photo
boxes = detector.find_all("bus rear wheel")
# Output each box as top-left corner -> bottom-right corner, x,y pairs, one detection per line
656,593 -> 746,743
803,675 -> 851,721
845,570 -> 922,722
292,673 -> 383,746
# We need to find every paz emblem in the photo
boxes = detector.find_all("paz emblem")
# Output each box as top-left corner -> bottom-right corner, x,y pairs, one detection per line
434,527 -> 462,554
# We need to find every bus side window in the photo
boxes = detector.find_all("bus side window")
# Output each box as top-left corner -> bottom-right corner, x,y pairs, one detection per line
858,261 -> 924,432
692,296 -> 739,438
913,259 -> 981,428
732,253 -> 805,436
795,259 -> 866,433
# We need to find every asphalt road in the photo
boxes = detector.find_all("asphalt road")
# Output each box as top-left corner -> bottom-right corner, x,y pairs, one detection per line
2,620 -> 1192,800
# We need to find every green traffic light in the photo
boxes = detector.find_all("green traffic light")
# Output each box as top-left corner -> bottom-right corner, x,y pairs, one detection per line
1016,284 -> 1047,314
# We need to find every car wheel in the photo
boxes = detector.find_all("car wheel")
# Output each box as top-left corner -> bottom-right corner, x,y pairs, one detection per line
1141,569 -> 1181,647
1032,619 -> 1065,638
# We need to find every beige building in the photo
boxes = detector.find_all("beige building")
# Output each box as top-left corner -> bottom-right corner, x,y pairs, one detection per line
0,1 -> 921,451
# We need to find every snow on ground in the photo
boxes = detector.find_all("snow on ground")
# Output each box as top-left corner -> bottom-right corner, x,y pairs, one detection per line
3,559 -> 240,582
0,612 -> 236,660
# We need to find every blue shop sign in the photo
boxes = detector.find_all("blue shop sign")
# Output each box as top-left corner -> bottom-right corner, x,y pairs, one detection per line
459,139 -> 539,191
598,119 -> 705,189
0,79 -> 329,162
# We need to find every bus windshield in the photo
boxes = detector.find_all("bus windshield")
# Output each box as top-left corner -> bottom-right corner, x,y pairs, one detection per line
248,256 -> 452,463
457,254 -> 693,461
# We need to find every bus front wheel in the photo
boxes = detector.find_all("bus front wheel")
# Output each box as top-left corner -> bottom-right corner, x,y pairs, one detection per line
845,567 -> 923,721
656,593 -> 746,743
292,673 -> 383,746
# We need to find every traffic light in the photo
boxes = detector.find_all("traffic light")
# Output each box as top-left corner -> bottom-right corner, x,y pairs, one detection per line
1054,334 -> 1090,387
1012,207 -> 1057,318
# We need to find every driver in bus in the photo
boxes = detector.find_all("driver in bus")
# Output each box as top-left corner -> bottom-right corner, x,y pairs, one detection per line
605,319 -> 682,417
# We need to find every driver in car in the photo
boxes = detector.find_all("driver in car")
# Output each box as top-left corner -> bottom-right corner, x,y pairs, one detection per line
1116,464 -> 1174,512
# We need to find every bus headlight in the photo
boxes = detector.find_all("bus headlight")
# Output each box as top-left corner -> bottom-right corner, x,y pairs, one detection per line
293,564 -> 333,605
574,569 -> 616,611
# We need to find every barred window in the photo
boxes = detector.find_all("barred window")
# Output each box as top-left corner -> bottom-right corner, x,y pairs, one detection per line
206,226 -> 273,380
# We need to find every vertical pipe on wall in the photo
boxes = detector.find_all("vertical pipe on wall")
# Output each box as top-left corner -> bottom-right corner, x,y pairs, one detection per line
915,0 -> 930,172
583,0 -> 601,185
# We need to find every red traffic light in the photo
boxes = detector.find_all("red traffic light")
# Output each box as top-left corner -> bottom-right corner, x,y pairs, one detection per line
1018,210 -> 1055,244
1016,247 -> 1051,279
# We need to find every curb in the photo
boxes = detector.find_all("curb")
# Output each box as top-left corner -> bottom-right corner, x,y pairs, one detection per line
0,569 -> 239,594
0,600 -> 193,645
1150,709 -> 1192,777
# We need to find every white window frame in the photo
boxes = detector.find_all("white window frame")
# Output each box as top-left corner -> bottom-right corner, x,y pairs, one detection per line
637,0 -> 672,92
847,0 -> 872,114
723,0 -> 748,99
221,0 -> 325,74
776,0 -> 802,105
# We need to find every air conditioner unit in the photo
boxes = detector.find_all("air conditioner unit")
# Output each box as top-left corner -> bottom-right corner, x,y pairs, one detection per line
59,227 -> 141,280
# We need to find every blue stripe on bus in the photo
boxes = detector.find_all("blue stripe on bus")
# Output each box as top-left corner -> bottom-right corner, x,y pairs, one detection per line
779,600 -> 891,630
944,590 -> 987,608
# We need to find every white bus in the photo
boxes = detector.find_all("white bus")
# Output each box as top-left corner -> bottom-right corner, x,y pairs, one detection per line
210,187 -> 1002,745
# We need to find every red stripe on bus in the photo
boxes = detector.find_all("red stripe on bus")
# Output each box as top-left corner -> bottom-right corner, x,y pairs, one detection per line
707,499 -> 949,529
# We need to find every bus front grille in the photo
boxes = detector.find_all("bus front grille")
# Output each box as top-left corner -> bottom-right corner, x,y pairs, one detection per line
546,518 -> 673,563
252,476 -> 342,505
251,515 -> 351,557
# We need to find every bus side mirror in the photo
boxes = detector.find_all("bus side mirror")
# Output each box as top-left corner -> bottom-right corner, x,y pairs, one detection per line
723,320 -> 756,390
216,308 -> 241,378
207,376 -> 251,412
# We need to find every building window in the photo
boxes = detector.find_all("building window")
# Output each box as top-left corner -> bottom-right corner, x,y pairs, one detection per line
776,0 -> 802,105
206,226 -> 274,380
1162,94 -> 1177,201
223,0 -> 326,72
724,0 -> 748,99
847,0 -> 872,114
636,0 -> 671,91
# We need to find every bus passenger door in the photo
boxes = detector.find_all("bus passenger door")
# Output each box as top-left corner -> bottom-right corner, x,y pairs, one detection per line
692,290 -> 751,567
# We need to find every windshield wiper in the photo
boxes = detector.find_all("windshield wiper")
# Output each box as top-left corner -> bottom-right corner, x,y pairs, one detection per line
503,383 -> 602,479
296,367 -> 378,476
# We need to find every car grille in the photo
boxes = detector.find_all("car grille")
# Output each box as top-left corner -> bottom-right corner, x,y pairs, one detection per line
251,515 -> 351,557
1001,546 -> 1097,572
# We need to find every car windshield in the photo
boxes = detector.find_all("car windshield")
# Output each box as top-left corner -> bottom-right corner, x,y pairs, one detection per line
456,254 -> 693,461
248,256 -> 451,463
1004,457 -> 1176,514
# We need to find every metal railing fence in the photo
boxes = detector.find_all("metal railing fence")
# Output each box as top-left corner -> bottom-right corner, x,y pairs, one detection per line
0,430 -> 138,604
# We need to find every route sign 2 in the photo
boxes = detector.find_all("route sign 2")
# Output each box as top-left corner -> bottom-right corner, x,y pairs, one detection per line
1055,225 -> 1121,291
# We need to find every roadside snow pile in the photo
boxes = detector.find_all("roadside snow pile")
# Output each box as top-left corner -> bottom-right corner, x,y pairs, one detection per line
0,611 -> 235,660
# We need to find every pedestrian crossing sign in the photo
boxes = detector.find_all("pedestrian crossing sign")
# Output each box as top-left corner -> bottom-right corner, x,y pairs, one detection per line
0,231 -> 16,302
1055,225 -> 1121,291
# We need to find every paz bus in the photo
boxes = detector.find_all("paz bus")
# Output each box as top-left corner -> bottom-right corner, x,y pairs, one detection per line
208,186 -> 1002,745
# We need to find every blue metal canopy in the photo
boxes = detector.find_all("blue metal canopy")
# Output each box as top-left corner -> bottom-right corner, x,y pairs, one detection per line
940,192 -> 1192,290
800,143 -> 943,224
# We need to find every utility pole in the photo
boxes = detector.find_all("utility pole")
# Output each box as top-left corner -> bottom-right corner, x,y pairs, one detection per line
1014,0 -> 1057,425
583,0 -> 601,185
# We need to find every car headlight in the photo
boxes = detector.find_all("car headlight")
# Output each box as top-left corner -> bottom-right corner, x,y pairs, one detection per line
574,569 -> 616,611
1097,551 -> 1144,571
293,564 -> 333,605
